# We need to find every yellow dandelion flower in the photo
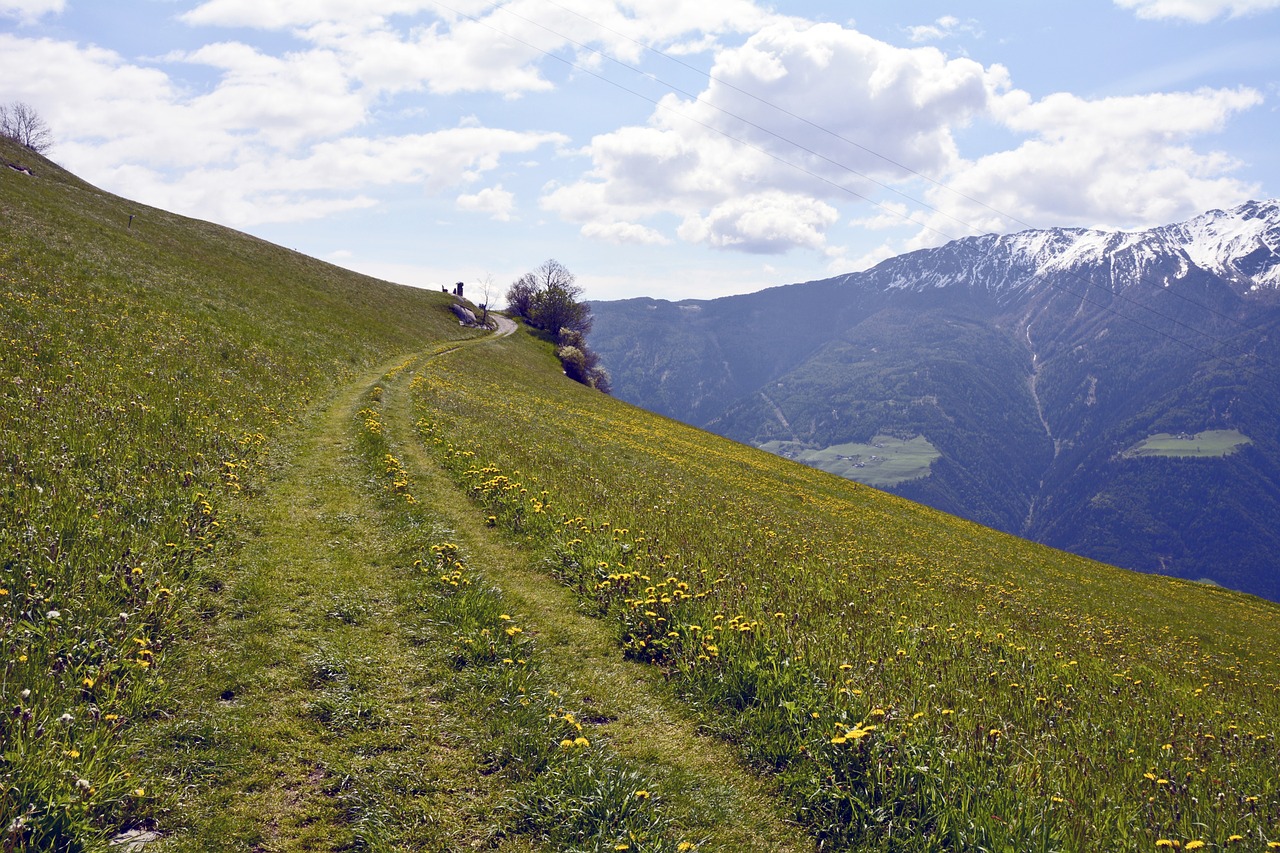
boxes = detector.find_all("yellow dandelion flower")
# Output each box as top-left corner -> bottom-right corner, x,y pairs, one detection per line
633,790 -> 650,799
1185,842 -> 1205,851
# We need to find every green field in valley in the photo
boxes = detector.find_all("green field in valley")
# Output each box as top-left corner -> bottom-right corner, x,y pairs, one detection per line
1122,429 -> 1253,458
758,434 -> 941,486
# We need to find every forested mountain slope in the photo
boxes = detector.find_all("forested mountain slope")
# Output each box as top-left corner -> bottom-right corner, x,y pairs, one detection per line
590,202 -> 1280,600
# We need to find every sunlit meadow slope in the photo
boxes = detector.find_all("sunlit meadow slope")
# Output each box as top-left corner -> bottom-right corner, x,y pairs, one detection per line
4,132 -> 1279,852
0,138 -> 478,847
412,326 -> 1280,851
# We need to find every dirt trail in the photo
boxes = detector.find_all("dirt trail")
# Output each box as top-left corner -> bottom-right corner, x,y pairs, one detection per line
382,351 -> 808,852
164,326 -> 808,850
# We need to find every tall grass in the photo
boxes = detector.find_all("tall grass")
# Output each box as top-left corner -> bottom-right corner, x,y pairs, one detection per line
409,328 -> 1280,851
0,139 -> 475,849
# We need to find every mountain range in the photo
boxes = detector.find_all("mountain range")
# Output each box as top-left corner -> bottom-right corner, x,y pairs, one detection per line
588,201 -> 1280,601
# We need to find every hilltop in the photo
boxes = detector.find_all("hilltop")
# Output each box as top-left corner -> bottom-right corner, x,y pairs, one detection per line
3,140 -> 1279,852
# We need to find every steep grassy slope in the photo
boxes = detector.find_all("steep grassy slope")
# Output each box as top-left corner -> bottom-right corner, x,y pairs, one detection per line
411,325 -> 1280,851
4,139 -> 1279,851
1,141 -> 804,853
0,138 -> 482,848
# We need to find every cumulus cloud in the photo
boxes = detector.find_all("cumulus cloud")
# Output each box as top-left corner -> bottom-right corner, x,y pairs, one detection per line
0,0 -> 62,24
457,185 -> 517,220
172,42 -> 367,149
678,191 -> 839,253
1114,0 -> 1280,21
0,30 -> 566,226
580,220 -> 671,245
912,86 -> 1264,244
6,1 -> 1267,271
544,17 -> 1010,253
548,13 -> 1265,259
905,16 -> 983,43
181,0 -> 769,97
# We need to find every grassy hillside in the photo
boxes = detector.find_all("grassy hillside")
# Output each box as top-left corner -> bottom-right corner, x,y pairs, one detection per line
412,325 -> 1280,851
4,139 -> 1279,851
0,138 -> 482,848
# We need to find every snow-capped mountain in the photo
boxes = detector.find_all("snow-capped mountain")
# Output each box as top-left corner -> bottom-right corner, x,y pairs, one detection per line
589,201 -> 1280,601
1155,199 -> 1280,291
858,199 -> 1280,297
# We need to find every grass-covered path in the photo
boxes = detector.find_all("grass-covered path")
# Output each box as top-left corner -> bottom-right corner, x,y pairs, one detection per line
155,338 -> 806,852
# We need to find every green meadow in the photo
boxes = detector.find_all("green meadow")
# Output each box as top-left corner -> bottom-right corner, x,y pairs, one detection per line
3,138 -> 1279,852
1123,430 -> 1253,459
758,434 -> 941,486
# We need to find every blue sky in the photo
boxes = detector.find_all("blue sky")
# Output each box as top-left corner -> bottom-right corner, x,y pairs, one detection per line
3,0 -> 1279,301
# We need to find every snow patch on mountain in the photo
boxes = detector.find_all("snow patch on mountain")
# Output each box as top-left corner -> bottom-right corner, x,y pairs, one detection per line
1155,200 -> 1280,290
865,200 -> 1280,297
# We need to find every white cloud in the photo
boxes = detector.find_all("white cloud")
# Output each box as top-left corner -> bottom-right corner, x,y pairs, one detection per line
180,0 -> 436,29
580,220 -> 671,245
905,16 -> 983,43
0,35 -> 222,166
173,42 -> 367,149
180,0 -> 771,98
8,1 -> 1269,287
540,15 -> 1266,259
0,0 -> 62,24
0,31 -> 566,226
1115,0 -> 1280,21
544,17 -> 1009,253
457,185 -> 517,220
849,202 -> 914,231
678,191 -> 839,253
912,87 -> 1264,244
